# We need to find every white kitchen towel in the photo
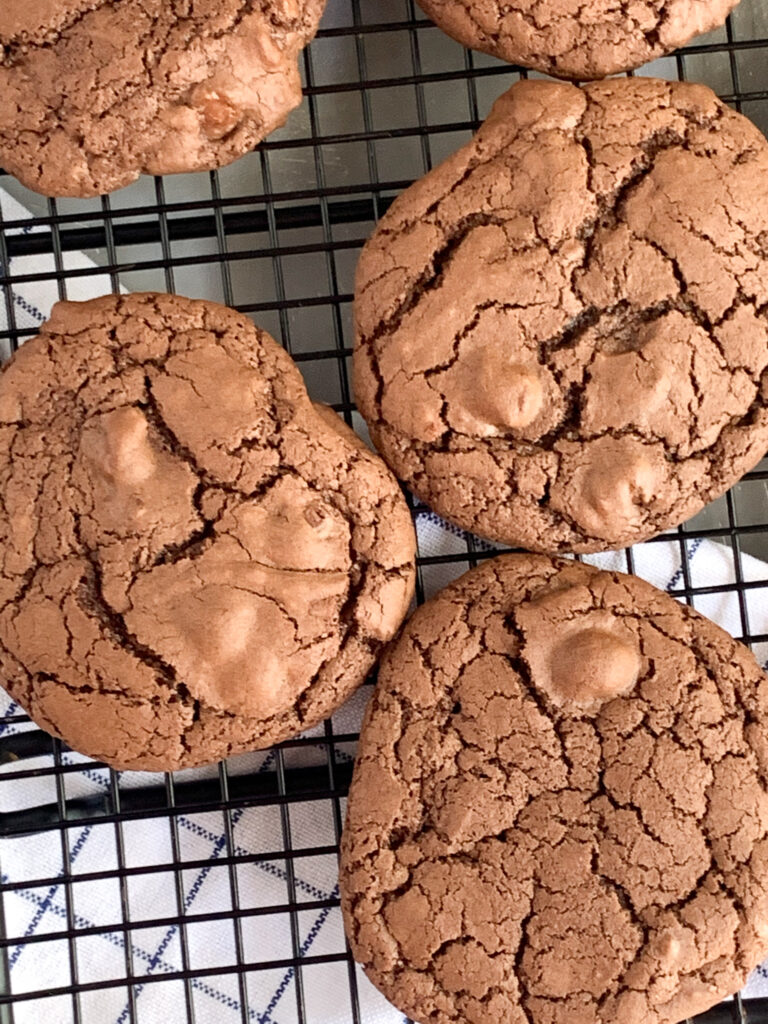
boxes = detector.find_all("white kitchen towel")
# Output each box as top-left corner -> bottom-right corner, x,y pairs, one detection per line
2,526 -> 768,1024
0,188 -> 118,351
1,186 -> 768,1023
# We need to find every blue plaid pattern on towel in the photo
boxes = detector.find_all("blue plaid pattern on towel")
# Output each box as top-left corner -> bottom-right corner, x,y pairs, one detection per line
1,184 -> 768,1022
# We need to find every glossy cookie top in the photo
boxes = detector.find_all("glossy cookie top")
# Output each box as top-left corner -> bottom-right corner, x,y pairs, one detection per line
341,554 -> 768,1024
0,0 -> 326,196
354,78 -> 768,553
0,293 -> 415,770
416,0 -> 739,79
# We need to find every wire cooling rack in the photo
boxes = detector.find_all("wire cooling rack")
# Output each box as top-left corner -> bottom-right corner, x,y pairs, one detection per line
1,2 -> 768,1023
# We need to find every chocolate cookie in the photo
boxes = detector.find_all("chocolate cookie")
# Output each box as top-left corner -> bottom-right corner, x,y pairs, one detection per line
416,0 -> 739,79
0,0 -> 325,197
0,293 -> 415,771
354,79 -> 768,553
341,554 -> 768,1024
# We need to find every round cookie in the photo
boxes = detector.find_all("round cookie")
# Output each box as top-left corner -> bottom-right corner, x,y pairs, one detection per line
340,554 -> 768,1024
416,0 -> 740,79
0,0 -> 325,197
0,293 -> 415,771
354,78 -> 768,553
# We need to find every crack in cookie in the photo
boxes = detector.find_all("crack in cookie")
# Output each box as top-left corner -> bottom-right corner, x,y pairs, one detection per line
354,79 -> 768,554
416,0 -> 739,79
0,292 -> 415,770
340,555 -> 768,1024
0,0 -> 326,196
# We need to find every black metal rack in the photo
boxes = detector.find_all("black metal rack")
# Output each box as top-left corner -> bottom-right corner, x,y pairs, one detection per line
0,2 -> 767,1022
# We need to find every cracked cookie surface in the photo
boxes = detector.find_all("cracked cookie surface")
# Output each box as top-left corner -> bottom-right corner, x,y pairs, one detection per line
416,0 -> 739,79
0,0 -> 325,197
340,554 -> 768,1024
354,78 -> 768,554
0,292 -> 415,770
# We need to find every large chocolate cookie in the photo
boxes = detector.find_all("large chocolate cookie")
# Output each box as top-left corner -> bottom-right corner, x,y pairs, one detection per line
341,554 -> 768,1024
0,0 -> 325,197
354,79 -> 768,553
416,0 -> 739,79
0,293 -> 415,771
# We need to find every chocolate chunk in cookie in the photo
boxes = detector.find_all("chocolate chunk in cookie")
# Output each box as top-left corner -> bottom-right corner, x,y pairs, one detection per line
0,0 -> 325,197
0,293 -> 415,770
416,0 -> 739,79
354,78 -> 768,553
341,554 -> 768,1024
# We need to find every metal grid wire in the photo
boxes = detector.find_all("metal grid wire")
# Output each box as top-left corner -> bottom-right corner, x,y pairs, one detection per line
0,1 -> 767,1022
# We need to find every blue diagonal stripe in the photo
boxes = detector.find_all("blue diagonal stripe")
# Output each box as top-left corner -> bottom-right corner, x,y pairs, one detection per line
12,290 -> 46,326
112,751 -> 280,1024
5,879 -> 264,1019
7,823 -> 92,970
665,536 -> 704,591
0,700 -> 19,736
256,883 -> 339,1024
